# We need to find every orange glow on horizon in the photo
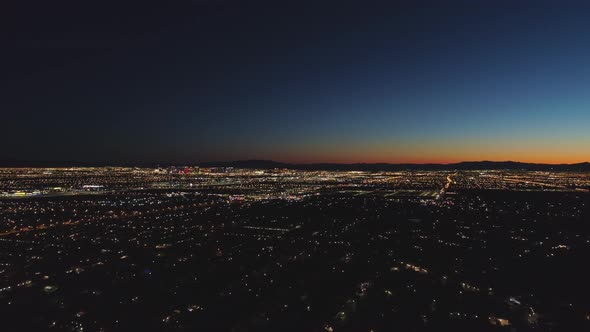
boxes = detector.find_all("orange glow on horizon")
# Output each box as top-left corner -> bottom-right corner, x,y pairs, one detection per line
235,136 -> 589,165
267,148 -> 589,165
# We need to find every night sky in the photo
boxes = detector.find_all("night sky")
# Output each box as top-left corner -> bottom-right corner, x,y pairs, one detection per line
3,1 -> 590,164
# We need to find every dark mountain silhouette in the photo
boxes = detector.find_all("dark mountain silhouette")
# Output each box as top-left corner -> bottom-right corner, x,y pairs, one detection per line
198,160 -> 590,171
2,159 -> 589,171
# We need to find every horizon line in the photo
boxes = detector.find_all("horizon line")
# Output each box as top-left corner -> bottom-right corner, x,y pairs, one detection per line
1,159 -> 589,168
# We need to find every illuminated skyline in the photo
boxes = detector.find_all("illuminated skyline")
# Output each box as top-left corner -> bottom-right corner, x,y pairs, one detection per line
2,1 -> 590,164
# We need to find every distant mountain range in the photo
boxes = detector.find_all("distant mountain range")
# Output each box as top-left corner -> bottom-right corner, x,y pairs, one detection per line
196,160 -> 590,171
3,159 -> 589,171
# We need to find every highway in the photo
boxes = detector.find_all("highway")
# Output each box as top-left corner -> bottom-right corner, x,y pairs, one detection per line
438,173 -> 455,198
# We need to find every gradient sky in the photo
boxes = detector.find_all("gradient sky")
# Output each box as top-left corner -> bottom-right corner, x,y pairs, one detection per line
2,1 -> 590,164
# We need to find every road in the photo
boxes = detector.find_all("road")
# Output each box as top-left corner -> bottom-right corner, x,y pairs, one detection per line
438,173 -> 455,198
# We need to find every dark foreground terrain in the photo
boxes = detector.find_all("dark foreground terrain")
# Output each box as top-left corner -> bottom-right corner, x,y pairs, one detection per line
1,168 -> 590,331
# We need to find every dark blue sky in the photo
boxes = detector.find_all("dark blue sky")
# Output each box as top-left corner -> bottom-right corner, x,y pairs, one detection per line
2,1 -> 590,164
